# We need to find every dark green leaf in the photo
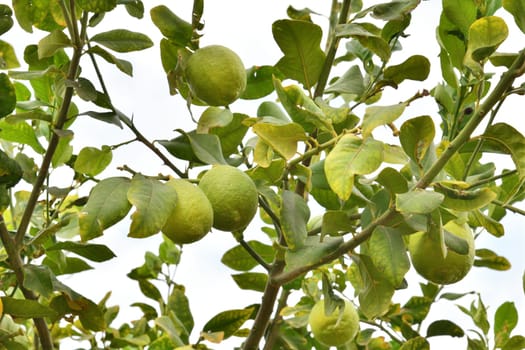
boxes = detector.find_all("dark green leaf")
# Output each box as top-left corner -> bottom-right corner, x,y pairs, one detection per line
0,149 -> 22,188
88,45 -> 133,76
168,286 -> 194,339
80,111 -> 123,128
325,65 -> 365,96
285,236 -> 343,272
23,264 -> 54,298
150,5 -> 192,47
47,241 -> 116,262
139,279 -> 162,302
242,65 -> 277,99
125,0 -> 144,19
482,123 -> 525,180
474,248 -> 511,270
231,272 -> 268,292
203,307 -> 255,339
384,55 -> 430,85
1,296 -> 57,318
77,297 -> 106,331
131,302 -> 158,320
272,19 -> 325,89
502,335 -> 525,350
0,73 -> 16,118
426,319 -> 464,337
280,190 -> 310,250
91,29 -> 153,53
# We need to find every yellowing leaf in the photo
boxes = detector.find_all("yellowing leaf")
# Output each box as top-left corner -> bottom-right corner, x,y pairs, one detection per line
252,122 -> 307,160
465,16 -> 508,72
361,103 -> 406,138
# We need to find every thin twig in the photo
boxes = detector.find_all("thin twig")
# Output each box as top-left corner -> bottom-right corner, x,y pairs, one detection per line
239,238 -> 271,272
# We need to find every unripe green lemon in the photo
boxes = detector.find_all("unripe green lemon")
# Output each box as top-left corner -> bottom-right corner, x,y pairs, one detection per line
185,45 -> 247,106
161,179 -> 213,245
198,165 -> 258,232
408,220 -> 475,285
308,299 -> 360,347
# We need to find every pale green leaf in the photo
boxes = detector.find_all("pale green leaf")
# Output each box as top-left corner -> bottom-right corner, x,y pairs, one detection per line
325,65 -> 365,96
482,123 -> 525,180
38,30 -> 71,58
285,236 -> 343,271
325,135 -> 383,200
361,103 -> 406,138
252,122 -> 307,160
273,19 -> 325,89
91,29 -> 153,53
399,336 -> 430,350
186,131 -> 227,165
400,115 -> 435,165
221,241 -> 274,271
494,301 -> 518,347
396,190 -> 444,214
74,146 -> 113,176
0,117 -> 45,153
79,177 -> 132,241
197,107 -> 233,133
231,272 -> 268,292
127,175 -> 178,238
356,254 -> 395,319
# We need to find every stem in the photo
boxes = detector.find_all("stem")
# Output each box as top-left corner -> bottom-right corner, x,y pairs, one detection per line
1,217 -> 53,350
416,49 -> 525,189
467,170 -> 517,189
262,289 -> 291,350
239,238 -> 271,272
492,200 -> 525,216
15,13 -> 87,247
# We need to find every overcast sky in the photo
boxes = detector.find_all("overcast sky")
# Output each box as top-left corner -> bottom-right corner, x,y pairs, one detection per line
3,0 -> 524,348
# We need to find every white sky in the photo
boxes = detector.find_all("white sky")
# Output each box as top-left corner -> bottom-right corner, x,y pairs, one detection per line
2,0 -> 524,348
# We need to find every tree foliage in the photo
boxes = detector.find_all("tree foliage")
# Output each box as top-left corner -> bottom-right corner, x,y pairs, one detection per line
0,0 -> 524,349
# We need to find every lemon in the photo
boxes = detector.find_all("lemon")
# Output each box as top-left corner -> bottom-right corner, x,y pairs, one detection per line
408,220 -> 475,285
185,45 -> 246,106
198,165 -> 258,232
308,299 -> 360,347
161,179 -> 213,244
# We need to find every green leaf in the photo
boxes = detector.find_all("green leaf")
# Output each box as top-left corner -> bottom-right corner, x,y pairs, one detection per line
0,73 -> 16,118
91,29 -> 153,53
370,0 -> 420,21
361,103 -> 406,138
325,65 -> 365,97
202,307 -> 255,339
285,236 -> 343,272
273,79 -> 332,133
168,286 -> 194,339
321,210 -> 357,236
399,336 -> 430,350
442,0 -> 477,35
325,135 -> 383,200
125,0 -> 144,19
494,301 -> 518,347
502,335 -> 525,350
362,226 -> 410,287
474,248 -> 511,270
77,297 -> 106,331
221,241 -> 274,271
51,129 -> 73,167
396,190 -> 444,214
88,45 -> 133,76
196,107 -> 233,133
150,5 -> 192,47
0,118 -> 45,153
139,279 -> 162,302
23,264 -> 54,298
2,296 -> 57,318
210,113 -> 249,157
79,177 -> 132,241
37,30 -> 71,58
434,182 -> 497,211
0,150 -> 22,188
384,55 -> 430,85
503,0 -> 525,34
242,65 -> 277,99
155,316 -> 185,346
355,254 -> 395,319
468,209 -> 504,237
465,16 -> 508,72
252,122 -> 307,160
46,242 -> 116,262
336,22 -> 391,61
482,123 -> 525,180
426,319 -> 465,337
376,167 -> 408,194
280,190 -> 310,250
231,272 -> 268,292
74,146 -> 113,176
127,175 -> 178,238
272,19 -> 325,89
159,237 -> 181,265
400,115 -> 435,165
0,40 -> 21,69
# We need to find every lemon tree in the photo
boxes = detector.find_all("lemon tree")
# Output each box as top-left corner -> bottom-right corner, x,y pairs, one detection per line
0,1 -> 524,350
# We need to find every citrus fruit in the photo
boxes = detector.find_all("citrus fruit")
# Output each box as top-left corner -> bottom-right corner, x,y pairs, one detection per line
185,45 -> 246,106
161,179 -> 213,244
408,220 -> 475,285
308,299 -> 360,347
198,165 -> 258,232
